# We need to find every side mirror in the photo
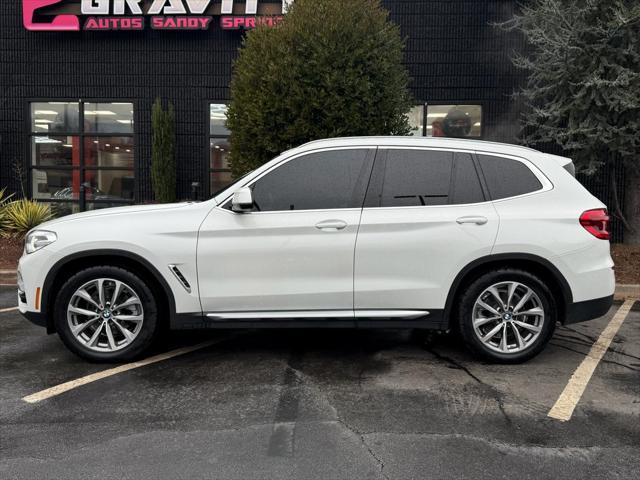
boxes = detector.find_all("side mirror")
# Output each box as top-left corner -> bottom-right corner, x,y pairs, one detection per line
231,187 -> 254,213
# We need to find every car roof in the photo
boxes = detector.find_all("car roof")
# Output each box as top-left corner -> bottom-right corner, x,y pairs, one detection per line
287,136 -> 572,169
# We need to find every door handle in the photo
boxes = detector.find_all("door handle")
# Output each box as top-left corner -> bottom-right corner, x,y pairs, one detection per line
456,216 -> 488,225
315,219 -> 348,231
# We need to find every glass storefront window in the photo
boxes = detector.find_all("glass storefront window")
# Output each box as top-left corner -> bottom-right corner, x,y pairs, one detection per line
31,102 -> 79,133
425,104 -> 482,138
31,136 -> 80,167
209,103 -> 234,196
210,104 -> 230,136
84,103 -> 134,133
29,101 -> 135,213
86,137 -> 134,169
84,169 -> 135,201
31,169 -> 80,200
408,105 -> 424,136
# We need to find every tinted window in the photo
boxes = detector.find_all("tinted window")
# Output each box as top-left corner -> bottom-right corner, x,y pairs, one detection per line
381,149 -> 453,207
451,152 -> 485,204
250,149 -> 371,211
478,155 -> 542,200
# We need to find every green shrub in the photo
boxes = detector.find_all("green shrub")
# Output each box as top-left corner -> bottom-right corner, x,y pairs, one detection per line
227,0 -> 413,176
151,97 -> 177,203
2,199 -> 52,238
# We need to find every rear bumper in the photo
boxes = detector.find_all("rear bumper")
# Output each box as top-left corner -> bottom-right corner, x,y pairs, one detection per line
565,294 -> 614,325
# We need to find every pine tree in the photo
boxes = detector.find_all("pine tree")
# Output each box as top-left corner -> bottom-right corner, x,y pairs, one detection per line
151,97 -> 177,203
502,0 -> 640,243
227,0 -> 413,177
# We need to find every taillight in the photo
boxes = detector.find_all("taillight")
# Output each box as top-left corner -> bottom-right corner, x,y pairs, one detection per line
579,209 -> 610,240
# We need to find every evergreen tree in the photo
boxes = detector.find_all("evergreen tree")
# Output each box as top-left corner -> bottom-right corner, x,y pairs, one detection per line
503,0 -> 640,242
151,97 -> 177,203
227,0 -> 413,176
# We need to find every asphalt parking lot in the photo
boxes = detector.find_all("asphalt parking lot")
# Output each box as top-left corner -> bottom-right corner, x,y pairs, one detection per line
1,285 -> 638,480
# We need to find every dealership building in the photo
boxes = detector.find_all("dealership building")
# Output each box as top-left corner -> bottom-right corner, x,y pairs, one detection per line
0,0 -> 625,238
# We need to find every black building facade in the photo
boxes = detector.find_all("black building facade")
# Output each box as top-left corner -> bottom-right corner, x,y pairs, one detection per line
0,1 -> 625,239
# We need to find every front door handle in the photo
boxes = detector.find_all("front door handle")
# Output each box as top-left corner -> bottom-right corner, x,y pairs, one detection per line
315,219 -> 348,231
456,216 -> 488,225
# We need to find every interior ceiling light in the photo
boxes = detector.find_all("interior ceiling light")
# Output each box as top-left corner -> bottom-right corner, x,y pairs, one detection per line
34,137 -> 62,144
84,110 -> 116,115
116,120 -> 133,124
34,110 -> 58,115
426,113 -> 447,118
34,119 -> 53,124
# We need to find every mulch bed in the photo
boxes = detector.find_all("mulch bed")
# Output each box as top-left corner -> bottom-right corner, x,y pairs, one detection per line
611,244 -> 640,285
0,237 -> 23,270
0,235 -> 638,283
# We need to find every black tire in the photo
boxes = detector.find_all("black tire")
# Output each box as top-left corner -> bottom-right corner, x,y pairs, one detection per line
55,266 -> 159,363
456,269 -> 556,364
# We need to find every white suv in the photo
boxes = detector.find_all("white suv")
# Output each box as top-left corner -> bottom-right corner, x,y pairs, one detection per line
18,137 -> 615,363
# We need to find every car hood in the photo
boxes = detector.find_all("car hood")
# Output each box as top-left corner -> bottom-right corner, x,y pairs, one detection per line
36,202 -> 196,230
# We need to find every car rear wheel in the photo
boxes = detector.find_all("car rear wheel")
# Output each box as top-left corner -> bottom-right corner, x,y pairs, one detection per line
457,269 -> 556,363
55,266 -> 159,362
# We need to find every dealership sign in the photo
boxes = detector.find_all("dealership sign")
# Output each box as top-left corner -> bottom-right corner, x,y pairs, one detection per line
23,0 -> 293,31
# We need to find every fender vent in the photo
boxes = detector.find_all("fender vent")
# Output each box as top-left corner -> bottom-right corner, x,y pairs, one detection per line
168,265 -> 192,293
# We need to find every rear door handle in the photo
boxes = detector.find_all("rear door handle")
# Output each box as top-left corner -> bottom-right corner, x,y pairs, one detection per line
315,219 -> 348,231
456,216 -> 488,225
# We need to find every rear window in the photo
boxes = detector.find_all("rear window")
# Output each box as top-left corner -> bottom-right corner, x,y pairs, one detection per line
478,155 -> 542,200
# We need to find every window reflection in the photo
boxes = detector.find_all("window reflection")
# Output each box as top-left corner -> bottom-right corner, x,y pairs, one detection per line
84,170 -> 135,201
32,169 -> 80,200
31,136 -> 80,167
84,103 -> 134,133
31,102 -> 79,133
408,105 -> 424,136
426,105 -> 482,138
209,103 -> 234,196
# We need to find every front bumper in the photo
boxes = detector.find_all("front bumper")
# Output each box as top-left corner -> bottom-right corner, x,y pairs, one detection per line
20,309 -> 48,328
565,294 -> 614,325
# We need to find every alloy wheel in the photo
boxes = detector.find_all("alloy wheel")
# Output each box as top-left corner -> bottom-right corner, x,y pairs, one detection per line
67,278 -> 144,353
471,281 -> 545,354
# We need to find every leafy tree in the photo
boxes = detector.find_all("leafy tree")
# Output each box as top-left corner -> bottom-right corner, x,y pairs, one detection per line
502,0 -> 640,243
227,0 -> 413,176
151,97 -> 177,203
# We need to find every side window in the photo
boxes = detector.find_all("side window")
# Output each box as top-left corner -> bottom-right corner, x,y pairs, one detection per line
451,152 -> 485,204
250,149 -> 372,211
478,155 -> 543,200
380,149 -> 453,207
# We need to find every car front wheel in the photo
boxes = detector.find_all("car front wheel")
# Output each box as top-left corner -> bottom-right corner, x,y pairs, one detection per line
54,266 -> 159,362
457,269 -> 556,363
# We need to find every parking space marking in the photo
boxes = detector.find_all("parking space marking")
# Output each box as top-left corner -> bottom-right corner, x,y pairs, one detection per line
548,298 -> 636,422
0,306 -> 18,313
22,336 -> 233,404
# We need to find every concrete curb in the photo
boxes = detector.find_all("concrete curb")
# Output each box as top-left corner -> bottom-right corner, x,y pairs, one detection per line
614,284 -> 640,301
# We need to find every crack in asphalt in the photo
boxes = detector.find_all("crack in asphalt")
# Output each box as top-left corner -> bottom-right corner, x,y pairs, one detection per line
335,416 -> 390,480
549,342 -> 640,372
554,333 -> 640,362
423,346 -> 514,426
282,360 -> 389,479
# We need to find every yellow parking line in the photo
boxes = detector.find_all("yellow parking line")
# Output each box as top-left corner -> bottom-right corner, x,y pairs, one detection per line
0,307 -> 18,313
548,298 -> 636,422
23,336 -> 232,404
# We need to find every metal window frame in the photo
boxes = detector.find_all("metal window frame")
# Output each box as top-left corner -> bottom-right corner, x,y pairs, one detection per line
27,98 -> 138,211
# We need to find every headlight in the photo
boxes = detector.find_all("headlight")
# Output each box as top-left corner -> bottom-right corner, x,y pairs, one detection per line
25,230 -> 57,254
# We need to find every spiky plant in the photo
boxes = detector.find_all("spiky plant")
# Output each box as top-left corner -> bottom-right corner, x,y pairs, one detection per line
2,199 -> 52,238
